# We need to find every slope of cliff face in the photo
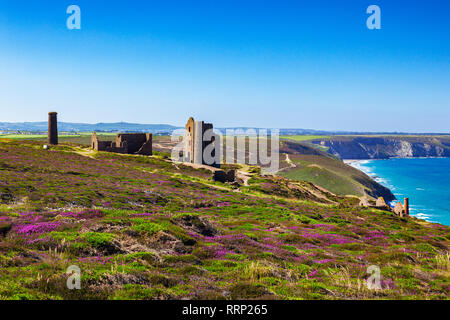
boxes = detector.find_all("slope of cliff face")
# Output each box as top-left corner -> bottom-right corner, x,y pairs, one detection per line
313,136 -> 450,160
278,141 -> 395,202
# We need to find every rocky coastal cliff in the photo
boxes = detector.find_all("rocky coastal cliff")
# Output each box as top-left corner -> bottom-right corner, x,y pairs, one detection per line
314,136 -> 450,160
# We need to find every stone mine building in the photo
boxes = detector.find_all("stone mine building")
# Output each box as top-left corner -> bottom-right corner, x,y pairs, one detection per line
375,196 -> 390,210
361,196 -> 410,218
91,132 -> 152,155
184,117 -> 220,168
182,117 -> 236,183
48,112 -> 58,145
394,198 -> 410,217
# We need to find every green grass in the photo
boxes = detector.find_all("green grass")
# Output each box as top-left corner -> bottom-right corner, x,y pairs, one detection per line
0,139 -> 448,300
0,134 -> 82,139
280,135 -> 331,142
81,232 -> 116,247
130,219 -> 165,235
278,154 -> 385,198
0,132 -> 118,145
281,163 -> 358,196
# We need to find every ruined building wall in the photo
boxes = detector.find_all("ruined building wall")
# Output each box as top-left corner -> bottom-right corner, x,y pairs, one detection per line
394,202 -> 405,217
201,122 -> 220,168
137,133 -> 153,155
116,134 -> 148,154
193,121 -> 204,165
210,133 -> 220,168
361,196 -> 411,219
92,132 -> 152,155
91,132 -> 99,150
393,198 -> 410,217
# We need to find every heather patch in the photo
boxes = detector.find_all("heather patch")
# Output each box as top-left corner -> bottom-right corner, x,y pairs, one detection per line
0,140 -> 448,299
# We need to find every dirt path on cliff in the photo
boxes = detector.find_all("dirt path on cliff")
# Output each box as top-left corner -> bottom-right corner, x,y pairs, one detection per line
277,153 -> 297,173
285,154 -> 296,168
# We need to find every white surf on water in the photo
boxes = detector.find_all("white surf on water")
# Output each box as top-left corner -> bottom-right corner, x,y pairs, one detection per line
348,158 -> 450,226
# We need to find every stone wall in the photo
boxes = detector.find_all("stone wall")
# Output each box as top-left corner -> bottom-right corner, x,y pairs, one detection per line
92,132 -> 152,155
116,133 -> 152,155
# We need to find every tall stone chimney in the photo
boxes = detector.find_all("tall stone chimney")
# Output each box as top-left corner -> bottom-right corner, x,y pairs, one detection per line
404,198 -> 409,216
48,112 -> 58,145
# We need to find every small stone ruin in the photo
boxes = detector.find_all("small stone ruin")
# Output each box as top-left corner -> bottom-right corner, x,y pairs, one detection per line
375,196 -> 389,208
212,169 -> 236,183
393,198 -> 409,217
361,195 -> 410,218
92,132 -> 152,156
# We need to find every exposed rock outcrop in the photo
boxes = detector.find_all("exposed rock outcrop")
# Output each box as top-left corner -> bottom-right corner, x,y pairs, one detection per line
315,137 -> 450,160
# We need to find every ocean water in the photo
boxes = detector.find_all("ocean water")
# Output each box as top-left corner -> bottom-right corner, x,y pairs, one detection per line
351,158 -> 450,226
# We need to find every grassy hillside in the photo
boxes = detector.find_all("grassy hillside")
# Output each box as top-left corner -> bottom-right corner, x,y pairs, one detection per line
0,139 -> 448,300
0,134 -> 398,200
279,155 -> 361,196
0,133 -> 175,152
278,154 -> 394,201
0,133 -> 117,145
278,141 -> 395,201
280,135 -> 331,142
283,134 -> 450,143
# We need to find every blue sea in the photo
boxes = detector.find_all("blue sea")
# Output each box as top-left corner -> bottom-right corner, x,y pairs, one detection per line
351,158 -> 450,226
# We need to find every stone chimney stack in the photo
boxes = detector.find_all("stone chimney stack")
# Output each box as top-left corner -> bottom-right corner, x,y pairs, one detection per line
48,112 -> 58,145
404,198 -> 409,216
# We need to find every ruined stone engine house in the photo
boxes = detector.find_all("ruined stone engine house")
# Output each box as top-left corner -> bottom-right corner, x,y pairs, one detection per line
361,196 -> 410,218
92,132 -> 152,156
184,117 -> 220,168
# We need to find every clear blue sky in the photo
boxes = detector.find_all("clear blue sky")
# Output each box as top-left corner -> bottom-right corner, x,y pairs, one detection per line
0,0 -> 449,132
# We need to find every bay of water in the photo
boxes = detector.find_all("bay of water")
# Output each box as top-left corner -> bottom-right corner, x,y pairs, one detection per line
351,158 -> 450,226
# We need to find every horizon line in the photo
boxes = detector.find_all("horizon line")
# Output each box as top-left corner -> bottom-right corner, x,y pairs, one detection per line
1,120 -> 449,135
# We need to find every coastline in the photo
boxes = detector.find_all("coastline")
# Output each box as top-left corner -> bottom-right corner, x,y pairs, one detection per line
345,158 -> 404,198
344,158 -> 393,196
343,159 -> 365,164
344,157 -> 450,226
343,159 -> 377,176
